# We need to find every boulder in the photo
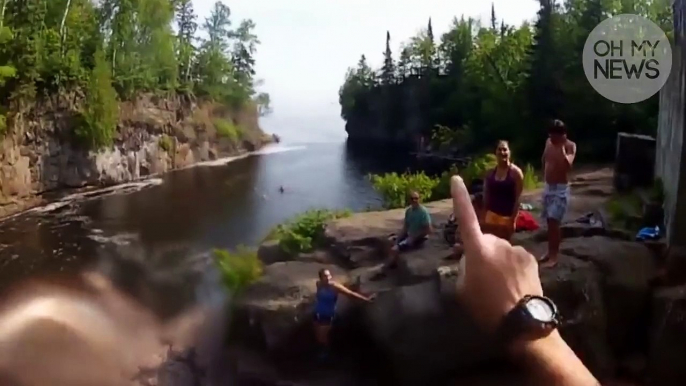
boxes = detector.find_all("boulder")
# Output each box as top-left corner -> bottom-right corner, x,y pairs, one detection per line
539,255 -> 615,379
256,240 -> 290,265
560,237 -> 658,355
647,285 -> 686,386
232,261 -> 348,357
363,278 -> 496,386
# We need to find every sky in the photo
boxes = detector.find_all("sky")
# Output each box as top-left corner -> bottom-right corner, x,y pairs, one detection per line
192,0 -> 541,143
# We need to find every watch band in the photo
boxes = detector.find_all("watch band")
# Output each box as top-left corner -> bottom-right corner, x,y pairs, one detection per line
495,295 -> 560,350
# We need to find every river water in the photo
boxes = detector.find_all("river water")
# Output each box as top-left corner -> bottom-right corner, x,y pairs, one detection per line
0,140 -> 415,316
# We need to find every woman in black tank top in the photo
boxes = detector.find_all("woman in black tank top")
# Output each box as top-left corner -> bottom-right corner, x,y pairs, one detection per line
483,140 -> 524,241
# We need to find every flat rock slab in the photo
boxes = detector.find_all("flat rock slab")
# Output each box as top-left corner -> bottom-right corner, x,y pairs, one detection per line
324,200 -> 453,249
397,237 -> 457,285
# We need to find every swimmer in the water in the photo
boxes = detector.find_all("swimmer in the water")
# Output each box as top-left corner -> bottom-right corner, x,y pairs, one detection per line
279,186 -> 285,193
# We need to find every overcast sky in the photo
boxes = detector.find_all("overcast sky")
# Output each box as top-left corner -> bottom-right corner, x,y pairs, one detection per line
192,0 -> 541,143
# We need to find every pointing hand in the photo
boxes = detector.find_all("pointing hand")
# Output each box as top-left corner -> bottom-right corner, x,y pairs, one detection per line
450,175 -> 543,332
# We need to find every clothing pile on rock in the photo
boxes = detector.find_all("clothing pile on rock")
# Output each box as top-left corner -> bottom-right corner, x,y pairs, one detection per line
516,211 -> 539,231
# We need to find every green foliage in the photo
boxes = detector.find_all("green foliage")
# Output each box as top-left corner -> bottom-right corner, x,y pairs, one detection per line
0,115 -> 6,137
76,48 -> 118,149
158,134 -> 173,152
268,209 -> 352,255
433,164 -> 460,199
522,164 -> 541,191
370,171 -> 439,209
214,246 -> 263,294
339,1 -> 670,163
0,0 -> 270,135
214,118 -> 243,142
460,154 -> 497,188
606,193 -> 642,229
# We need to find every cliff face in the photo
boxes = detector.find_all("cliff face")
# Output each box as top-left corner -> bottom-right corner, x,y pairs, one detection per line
344,78 -> 430,149
0,94 -> 272,217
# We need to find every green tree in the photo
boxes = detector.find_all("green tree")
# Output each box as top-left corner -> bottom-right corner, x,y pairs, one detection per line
381,31 -> 395,86
396,46 -> 411,79
174,0 -> 198,87
231,18 -> 260,96
78,47 -> 118,149
490,3 -> 497,31
338,0 -> 672,163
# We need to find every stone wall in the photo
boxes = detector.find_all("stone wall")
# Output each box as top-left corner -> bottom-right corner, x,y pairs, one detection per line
656,0 -> 686,247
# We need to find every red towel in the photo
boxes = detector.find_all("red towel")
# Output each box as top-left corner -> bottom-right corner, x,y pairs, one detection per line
516,210 -> 539,231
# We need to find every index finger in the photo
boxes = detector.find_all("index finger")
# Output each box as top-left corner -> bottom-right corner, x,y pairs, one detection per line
450,176 -> 483,253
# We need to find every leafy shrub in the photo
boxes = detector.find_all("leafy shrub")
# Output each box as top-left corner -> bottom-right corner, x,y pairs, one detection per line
370,171 -> 439,209
158,134 -> 173,152
214,246 -> 263,294
268,209 -> 352,255
214,118 -> 243,142
522,163 -> 541,190
460,153 -> 497,188
432,164 -> 460,199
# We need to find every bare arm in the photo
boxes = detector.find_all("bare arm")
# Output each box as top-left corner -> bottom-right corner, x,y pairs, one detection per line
511,166 -> 524,218
331,282 -> 371,302
562,141 -> 577,167
541,139 -> 550,168
513,331 -> 599,386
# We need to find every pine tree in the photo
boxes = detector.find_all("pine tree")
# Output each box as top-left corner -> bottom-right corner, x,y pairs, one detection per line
381,31 -> 395,86
397,46 -> 411,79
491,3 -> 497,31
527,0 -> 561,122
427,18 -> 437,72
231,19 -> 260,95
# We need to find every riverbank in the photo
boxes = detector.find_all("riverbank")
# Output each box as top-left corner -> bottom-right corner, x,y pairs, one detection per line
0,94 -> 275,220
222,167 -> 683,386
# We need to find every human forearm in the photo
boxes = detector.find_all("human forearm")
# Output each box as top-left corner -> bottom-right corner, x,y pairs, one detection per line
512,331 -> 599,386
334,283 -> 371,302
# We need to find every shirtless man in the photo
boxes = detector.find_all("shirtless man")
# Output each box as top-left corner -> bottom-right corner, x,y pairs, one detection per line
539,119 -> 576,268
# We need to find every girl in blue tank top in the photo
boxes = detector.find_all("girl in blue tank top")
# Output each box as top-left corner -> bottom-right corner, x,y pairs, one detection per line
313,268 -> 373,360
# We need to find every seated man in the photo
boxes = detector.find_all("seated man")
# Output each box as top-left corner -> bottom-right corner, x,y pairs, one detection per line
372,191 -> 432,280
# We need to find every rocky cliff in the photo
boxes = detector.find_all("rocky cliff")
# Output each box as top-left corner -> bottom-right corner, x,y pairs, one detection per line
0,94 -> 272,218
226,168 -> 686,386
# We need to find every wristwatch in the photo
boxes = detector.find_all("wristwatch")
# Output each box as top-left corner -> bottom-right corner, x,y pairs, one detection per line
497,295 -> 560,346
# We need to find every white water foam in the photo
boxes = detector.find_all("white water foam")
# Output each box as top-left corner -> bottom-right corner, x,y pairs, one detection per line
26,179 -> 165,215
3,144 -> 306,220
186,144 -> 306,168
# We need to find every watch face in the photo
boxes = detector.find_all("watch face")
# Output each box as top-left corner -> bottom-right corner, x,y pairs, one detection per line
525,297 -> 555,323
